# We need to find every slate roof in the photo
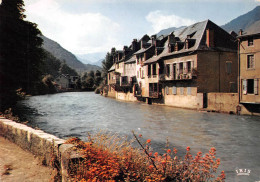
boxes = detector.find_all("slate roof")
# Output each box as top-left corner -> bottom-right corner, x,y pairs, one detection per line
237,30 -> 260,38
108,64 -> 115,72
125,55 -> 136,64
144,19 -> 237,64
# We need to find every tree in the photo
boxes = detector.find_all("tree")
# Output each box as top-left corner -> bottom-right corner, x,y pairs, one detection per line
101,48 -> 115,84
59,62 -> 78,76
0,0 -> 45,110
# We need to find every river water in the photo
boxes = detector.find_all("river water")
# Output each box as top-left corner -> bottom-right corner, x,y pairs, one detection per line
15,92 -> 260,182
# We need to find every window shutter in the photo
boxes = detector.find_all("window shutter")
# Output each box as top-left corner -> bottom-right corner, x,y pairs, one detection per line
191,61 -> 194,69
146,65 -> 149,76
169,64 -> 172,77
243,79 -> 247,95
166,86 -> 169,95
176,63 -> 180,75
184,62 -> 188,74
254,79 -> 258,95
180,87 -> 184,95
172,86 -> 177,95
187,87 -> 191,95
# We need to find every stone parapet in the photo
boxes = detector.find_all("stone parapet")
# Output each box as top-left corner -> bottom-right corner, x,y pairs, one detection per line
0,117 -> 79,182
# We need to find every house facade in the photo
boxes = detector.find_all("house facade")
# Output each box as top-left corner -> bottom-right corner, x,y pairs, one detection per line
143,20 -> 238,109
238,30 -> 260,113
106,20 -> 241,112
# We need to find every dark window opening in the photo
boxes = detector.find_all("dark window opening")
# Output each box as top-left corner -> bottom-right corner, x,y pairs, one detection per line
187,62 -> 191,72
152,64 -> 157,75
166,64 -> 170,77
148,65 -> 151,76
179,62 -> 183,74
247,79 -> 254,94
248,37 -> 253,46
226,61 -> 232,74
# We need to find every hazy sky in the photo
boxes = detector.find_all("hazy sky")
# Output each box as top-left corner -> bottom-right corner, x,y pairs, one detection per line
24,0 -> 260,56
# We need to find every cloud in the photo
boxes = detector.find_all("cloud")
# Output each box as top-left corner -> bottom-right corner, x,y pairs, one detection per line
24,0 -> 121,54
146,10 -> 196,34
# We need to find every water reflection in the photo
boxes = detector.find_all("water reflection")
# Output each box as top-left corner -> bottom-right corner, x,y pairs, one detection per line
15,92 -> 260,182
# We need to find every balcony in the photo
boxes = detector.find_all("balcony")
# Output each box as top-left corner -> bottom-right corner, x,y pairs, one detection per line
149,91 -> 160,98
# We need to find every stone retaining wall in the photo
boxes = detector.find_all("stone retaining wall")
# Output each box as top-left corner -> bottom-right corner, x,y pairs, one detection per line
0,117 -> 77,182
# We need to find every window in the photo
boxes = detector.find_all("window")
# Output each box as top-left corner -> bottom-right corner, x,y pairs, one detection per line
152,64 -> 157,75
148,65 -> 151,76
187,87 -> 191,95
247,55 -> 254,69
243,79 -> 258,95
165,86 -> 169,95
180,87 -> 184,95
166,64 -> 170,77
226,61 -> 232,74
179,62 -> 183,74
248,37 -> 253,46
187,62 -> 191,72
172,86 -> 177,95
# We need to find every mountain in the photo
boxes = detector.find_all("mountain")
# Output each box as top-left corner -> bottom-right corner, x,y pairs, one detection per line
222,6 -> 260,33
157,26 -> 186,37
76,52 -> 106,66
41,36 -> 101,74
84,64 -> 102,72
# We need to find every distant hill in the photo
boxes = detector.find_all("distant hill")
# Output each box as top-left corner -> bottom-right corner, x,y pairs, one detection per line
157,26 -> 186,37
84,64 -> 102,72
41,36 -> 101,74
222,6 -> 260,33
76,53 -> 106,67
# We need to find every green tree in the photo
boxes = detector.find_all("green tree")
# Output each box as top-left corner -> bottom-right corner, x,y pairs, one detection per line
102,48 -> 115,84
59,61 -> 78,76
0,0 -> 45,110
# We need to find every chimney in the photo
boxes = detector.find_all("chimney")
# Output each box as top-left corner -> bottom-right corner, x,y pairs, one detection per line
168,32 -> 175,44
141,40 -> 145,48
132,39 -> 138,51
151,35 -> 157,46
239,29 -> 243,36
206,29 -> 214,47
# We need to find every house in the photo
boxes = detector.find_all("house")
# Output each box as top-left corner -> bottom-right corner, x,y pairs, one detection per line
107,36 -> 149,101
237,29 -> 260,113
142,20 -> 238,109
54,74 -> 80,91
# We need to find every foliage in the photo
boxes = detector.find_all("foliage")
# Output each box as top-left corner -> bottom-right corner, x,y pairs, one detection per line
101,48 -> 115,83
65,132 -> 225,182
59,61 -> 78,76
0,0 -> 45,110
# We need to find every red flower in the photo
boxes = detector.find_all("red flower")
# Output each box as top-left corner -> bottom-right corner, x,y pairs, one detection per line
154,152 -> 158,157
167,149 -> 171,153
139,134 -> 142,138
147,139 -> 151,143
186,146 -> 191,151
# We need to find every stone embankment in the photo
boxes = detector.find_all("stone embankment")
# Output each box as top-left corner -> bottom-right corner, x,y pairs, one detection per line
0,117 -> 79,182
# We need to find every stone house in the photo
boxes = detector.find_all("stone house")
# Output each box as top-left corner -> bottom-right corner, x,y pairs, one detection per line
54,74 -> 79,91
237,29 -> 260,113
142,20 -> 238,109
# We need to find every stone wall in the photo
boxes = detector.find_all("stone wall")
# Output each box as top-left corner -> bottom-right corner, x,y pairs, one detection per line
207,93 -> 239,113
0,117 -> 78,182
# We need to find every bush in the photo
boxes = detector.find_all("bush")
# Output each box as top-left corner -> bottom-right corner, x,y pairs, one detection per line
65,132 -> 225,182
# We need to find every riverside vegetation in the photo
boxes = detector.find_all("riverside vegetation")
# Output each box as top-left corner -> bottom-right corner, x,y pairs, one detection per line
65,132 -> 225,182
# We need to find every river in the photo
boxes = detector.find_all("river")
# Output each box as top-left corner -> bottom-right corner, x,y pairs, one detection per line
15,92 -> 260,182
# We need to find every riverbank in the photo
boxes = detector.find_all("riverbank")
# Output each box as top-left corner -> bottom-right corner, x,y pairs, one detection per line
0,136 -> 55,182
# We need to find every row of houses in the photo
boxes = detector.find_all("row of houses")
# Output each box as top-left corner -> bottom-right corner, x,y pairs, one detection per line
105,19 -> 260,115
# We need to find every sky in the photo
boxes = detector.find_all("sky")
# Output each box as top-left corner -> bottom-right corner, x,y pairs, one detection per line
23,0 -> 260,60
